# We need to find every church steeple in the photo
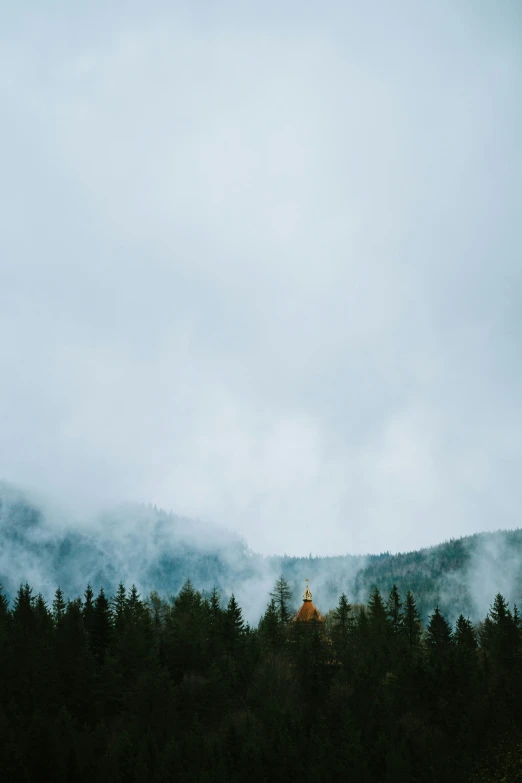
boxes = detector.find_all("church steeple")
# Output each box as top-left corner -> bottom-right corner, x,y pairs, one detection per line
294,579 -> 324,624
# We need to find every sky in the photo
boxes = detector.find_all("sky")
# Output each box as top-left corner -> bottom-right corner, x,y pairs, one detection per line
1,0 -> 521,556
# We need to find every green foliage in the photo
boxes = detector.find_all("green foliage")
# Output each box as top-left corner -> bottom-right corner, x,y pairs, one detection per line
386,584 -> 403,636
0,575 -> 521,782
455,614 -> 477,651
426,606 -> 453,653
52,587 -> 66,625
403,589 -> 422,651
269,575 -> 293,625
258,598 -> 282,652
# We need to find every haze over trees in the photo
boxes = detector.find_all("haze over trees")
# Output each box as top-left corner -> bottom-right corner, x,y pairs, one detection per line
1,484 -> 522,626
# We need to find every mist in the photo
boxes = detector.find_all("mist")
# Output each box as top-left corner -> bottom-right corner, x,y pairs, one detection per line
2,481 -> 522,630
1,2 -> 522,558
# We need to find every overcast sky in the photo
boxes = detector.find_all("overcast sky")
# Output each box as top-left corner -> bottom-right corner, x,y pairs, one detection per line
1,1 -> 521,556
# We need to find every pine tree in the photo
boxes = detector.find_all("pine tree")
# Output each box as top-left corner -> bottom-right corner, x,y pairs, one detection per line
52,587 -> 66,626
224,594 -> 244,651
209,586 -> 221,615
489,593 -> 509,626
488,593 -> 519,664
208,587 -> 224,657
403,590 -> 422,651
386,584 -> 403,636
258,599 -> 282,652
127,585 -> 144,622
146,590 -> 167,630
13,583 -> 35,632
270,576 -> 293,625
92,588 -> 112,664
426,606 -> 452,651
174,579 -> 201,614
454,615 -> 477,651
332,593 -> 354,664
112,582 -> 127,631
35,593 -> 53,635
82,583 -> 95,638
368,587 -> 389,636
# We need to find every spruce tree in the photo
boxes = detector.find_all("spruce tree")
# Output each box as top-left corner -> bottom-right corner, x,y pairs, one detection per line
270,576 -> 293,625
426,606 -> 452,651
386,584 -> 403,636
92,588 -> 112,664
454,615 -> 477,651
488,593 -> 518,664
332,593 -> 354,664
224,594 -> 244,652
489,593 -> 509,627
127,585 -> 144,622
52,587 -> 66,626
35,593 -> 54,635
368,587 -> 389,636
82,583 -> 95,638
258,599 -> 282,653
112,582 -> 127,631
403,590 -> 422,651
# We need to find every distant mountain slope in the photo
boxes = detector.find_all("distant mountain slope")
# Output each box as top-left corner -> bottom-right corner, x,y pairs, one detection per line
1,481 -> 520,624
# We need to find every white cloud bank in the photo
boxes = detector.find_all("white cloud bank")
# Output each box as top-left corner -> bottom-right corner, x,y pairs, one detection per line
0,1 -> 521,555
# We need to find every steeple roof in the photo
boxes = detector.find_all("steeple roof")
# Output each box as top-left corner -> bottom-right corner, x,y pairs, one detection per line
294,579 -> 324,623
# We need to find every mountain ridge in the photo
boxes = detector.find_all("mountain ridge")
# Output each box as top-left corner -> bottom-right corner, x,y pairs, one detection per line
1,481 -> 520,624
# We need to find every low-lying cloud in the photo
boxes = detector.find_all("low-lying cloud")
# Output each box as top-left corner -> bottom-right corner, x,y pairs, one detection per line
0,1 -> 521,556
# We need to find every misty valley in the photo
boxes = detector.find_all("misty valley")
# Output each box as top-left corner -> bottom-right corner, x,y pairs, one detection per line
1,484 -> 522,781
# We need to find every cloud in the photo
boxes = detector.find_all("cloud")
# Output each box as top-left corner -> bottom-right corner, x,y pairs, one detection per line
0,2 -> 521,555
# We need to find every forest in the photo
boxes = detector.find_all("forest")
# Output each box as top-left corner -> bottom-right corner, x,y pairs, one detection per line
0,577 -> 521,782
3,484 -> 522,627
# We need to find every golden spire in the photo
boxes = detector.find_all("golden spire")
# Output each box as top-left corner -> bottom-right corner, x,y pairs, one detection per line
303,577 -> 313,602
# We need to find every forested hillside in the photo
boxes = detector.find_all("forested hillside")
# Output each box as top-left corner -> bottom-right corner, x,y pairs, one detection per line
1,482 -> 521,624
0,576 -> 521,781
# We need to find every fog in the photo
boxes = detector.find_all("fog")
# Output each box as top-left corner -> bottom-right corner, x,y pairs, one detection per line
1,1 -> 521,556
2,480 -> 521,627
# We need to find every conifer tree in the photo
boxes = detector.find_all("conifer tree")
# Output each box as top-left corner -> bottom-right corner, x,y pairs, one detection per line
270,576 -> 293,625
127,585 -> 144,622
207,587 -> 224,657
146,590 -> 167,629
386,584 -> 403,636
454,615 -> 477,651
403,590 -> 422,651
13,583 -> 35,632
489,593 -> 509,627
174,579 -> 201,614
209,586 -> 221,614
224,594 -> 244,651
82,583 -> 95,638
92,588 -> 112,664
258,598 -> 282,652
52,587 -> 66,626
35,593 -> 54,635
332,593 -> 354,664
488,593 -> 518,664
368,587 -> 389,636
112,582 -> 127,631
426,606 -> 452,651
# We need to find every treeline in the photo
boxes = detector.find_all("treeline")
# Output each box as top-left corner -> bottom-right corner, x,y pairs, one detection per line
0,579 -> 521,782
